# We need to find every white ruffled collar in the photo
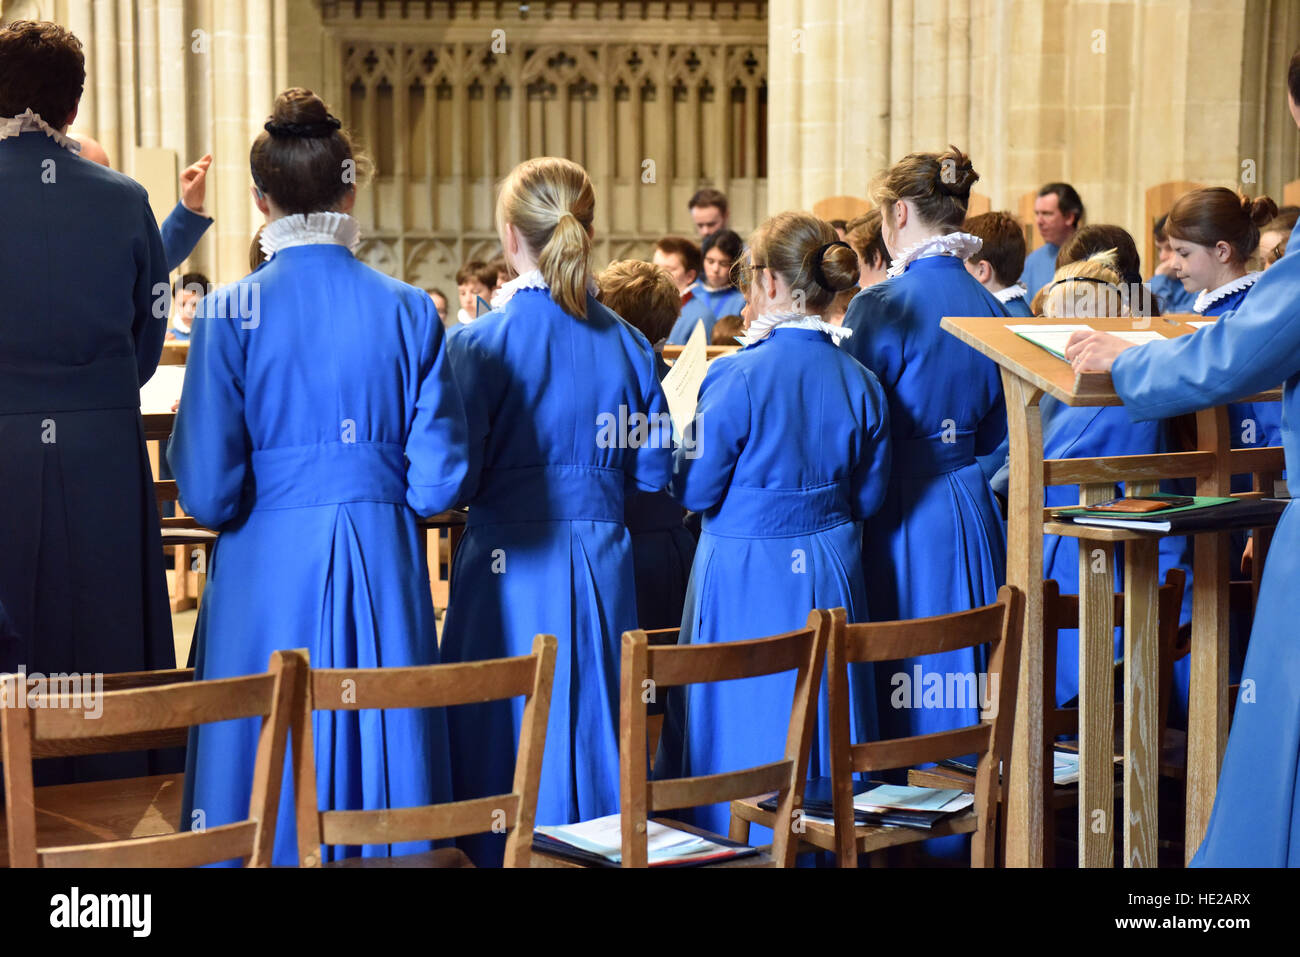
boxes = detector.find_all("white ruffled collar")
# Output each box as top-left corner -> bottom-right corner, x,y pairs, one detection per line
0,109 -> 82,152
994,283 -> 1029,304
259,212 -> 360,258
886,231 -> 983,278
737,312 -> 853,347
1193,272 -> 1259,314
489,267 -> 598,310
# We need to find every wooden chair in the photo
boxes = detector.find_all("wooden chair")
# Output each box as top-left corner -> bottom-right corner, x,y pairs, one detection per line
533,611 -> 830,868
641,627 -> 683,767
293,634 -> 557,868
1144,181 -> 1204,277
966,192 -> 992,217
2,652 -> 299,867
732,586 -> 1023,867
813,195 -> 872,224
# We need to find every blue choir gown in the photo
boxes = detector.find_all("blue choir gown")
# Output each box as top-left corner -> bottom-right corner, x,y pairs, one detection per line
667,286 -> 717,344
841,252 -> 1010,744
698,284 -> 746,320
169,215 -> 470,866
441,278 -> 673,865
656,325 -> 892,838
1020,241 -> 1060,299
1109,223 -> 1300,865
0,126 -> 175,785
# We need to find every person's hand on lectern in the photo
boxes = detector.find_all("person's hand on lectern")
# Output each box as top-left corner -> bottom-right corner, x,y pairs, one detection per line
1064,330 -> 1135,374
181,154 -> 213,216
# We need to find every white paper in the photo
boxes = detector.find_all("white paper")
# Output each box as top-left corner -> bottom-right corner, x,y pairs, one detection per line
139,365 -> 186,415
1006,323 -> 1092,360
536,813 -> 738,864
660,319 -> 709,440
854,784 -> 965,813
1187,321 -> 1215,329
1113,330 -> 1167,346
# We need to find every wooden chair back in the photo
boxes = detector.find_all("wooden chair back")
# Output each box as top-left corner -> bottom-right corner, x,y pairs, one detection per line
1019,191 -> 1040,251
966,192 -> 992,217
828,585 -> 1024,867
1144,181 -> 1204,277
620,611 -> 830,868
1,653 -> 298,867
812,195 -> 872,223
293,634 -> 557,868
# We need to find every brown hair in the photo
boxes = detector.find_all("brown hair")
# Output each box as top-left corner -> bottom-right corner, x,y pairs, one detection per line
689,188 -> 728,215
655,235 -> 703,280
1262,205 -> 1300,238
0,20 -> 85,127
250,88 -> 369,215
249,226 -> 267,271
497,157 -> 596,319
871,146 -> 979,231
1057,224 -> 1159,317
1164,187 -> 1278,264
1033,249 -> 1126,319
710,314 -> 745,345
964,211 -> 1026,286
845,209 -> 889,271
597,260 -> 681,344
748,211 -> 859,313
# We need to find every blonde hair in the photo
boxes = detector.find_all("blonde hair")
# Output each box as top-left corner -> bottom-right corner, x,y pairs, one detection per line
496,157 -> 595,318
748,211 -> 859,313
597,260 -> 681,343
1034,249 -> 1127,319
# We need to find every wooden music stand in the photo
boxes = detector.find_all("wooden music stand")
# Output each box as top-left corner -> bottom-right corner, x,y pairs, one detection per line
940,314 -> 1284,867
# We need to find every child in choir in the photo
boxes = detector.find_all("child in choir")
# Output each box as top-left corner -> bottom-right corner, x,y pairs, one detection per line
454,259 -> 495,324
486,254 -> 510,294
963,211 -> 1032,317
1148,213 -> 1198,313
657,212 -> 891,838
1266,233 -> 1290,266
698,228 -> 747,318
840,147 -> 1009,747
710,313 -> 744,344
441,157 -> 672,865
688,187 -> 730,238
427,287 -> 449,324
169,88 -> 470,866
1257,206 -> 1298,263
166,271 -> 209,341
1002,252 -> 1193,710
653,235 -> 716,343
1064,56 -> 1300,864
845,209 -> 891,288
596,260 -> 697,631
1057,224 -> 1160,318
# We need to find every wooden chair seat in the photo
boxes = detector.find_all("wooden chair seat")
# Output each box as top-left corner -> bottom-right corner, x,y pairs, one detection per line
731,791 -> 978,858
321,847 -> 475,869
0,773 -> 183,868
530,817 -> 775,868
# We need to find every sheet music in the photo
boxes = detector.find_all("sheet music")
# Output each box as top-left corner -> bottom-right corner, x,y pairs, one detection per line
140,365 -> 186,415
660,319 -> 709,440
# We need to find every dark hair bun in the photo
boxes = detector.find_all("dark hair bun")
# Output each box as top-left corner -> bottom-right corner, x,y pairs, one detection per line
818,243 -> 860,292
936,146 -> 979,199
1245,194 -> 1279,228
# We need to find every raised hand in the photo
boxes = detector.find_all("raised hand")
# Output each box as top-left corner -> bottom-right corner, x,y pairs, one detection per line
180,154 -> 213,216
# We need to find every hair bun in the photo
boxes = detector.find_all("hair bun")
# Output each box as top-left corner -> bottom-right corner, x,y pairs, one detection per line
1244,193 -> 1279,227
936,146 -> 979,199
815,241 -> 860,292
266,87 -> 341,137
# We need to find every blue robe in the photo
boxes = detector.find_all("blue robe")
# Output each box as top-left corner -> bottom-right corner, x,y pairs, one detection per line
1000,290 -> 1034,318
657,327 -> 891,837
627,356 -> 696,630
667,287 -> 716,344
441,288 -> 673,865
0,131 -> 174,785
697,285 -> 746,320
842,255 -> 1009,743
160,201 -> 213,273
1148,273 -> 1198,315
1109,220 -> 1300,866
1020,241 -> 1060,298
169,241 -> 470,866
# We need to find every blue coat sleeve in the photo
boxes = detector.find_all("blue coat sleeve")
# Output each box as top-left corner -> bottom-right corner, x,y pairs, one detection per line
851,373 -> 892,520
166,287 -> 250,529
670,357 -> 750,512
629,340 -> 674,494
133,195 -> 170,386
443,327 -> 498,506
160,201 -> 214,272
841,286 -> 904,389
405,296 -> 471,516
1111,255 -> 1300,420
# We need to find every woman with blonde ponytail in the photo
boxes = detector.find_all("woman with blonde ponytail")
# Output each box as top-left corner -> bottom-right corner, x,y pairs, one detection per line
441,158 -> 673,865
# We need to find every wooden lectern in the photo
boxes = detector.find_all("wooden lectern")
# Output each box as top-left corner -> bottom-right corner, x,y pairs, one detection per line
941,315 -> 1284,867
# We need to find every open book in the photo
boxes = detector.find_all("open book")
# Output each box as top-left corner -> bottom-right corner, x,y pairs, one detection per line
1007,324 -> 1166,361
533,813 -> 757,867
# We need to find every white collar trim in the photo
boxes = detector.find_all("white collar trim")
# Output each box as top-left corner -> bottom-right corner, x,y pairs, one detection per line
490,268 -> 598,310
0,109 -> 81,152
259,212 -> 360,258
994,283 -> 1028,304
737,312 -> 853,347
886,231 -> 983,278
1193,272 -> 1259,314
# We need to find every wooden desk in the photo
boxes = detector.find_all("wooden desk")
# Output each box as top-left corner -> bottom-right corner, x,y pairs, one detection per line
941,314 -> 1284,867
